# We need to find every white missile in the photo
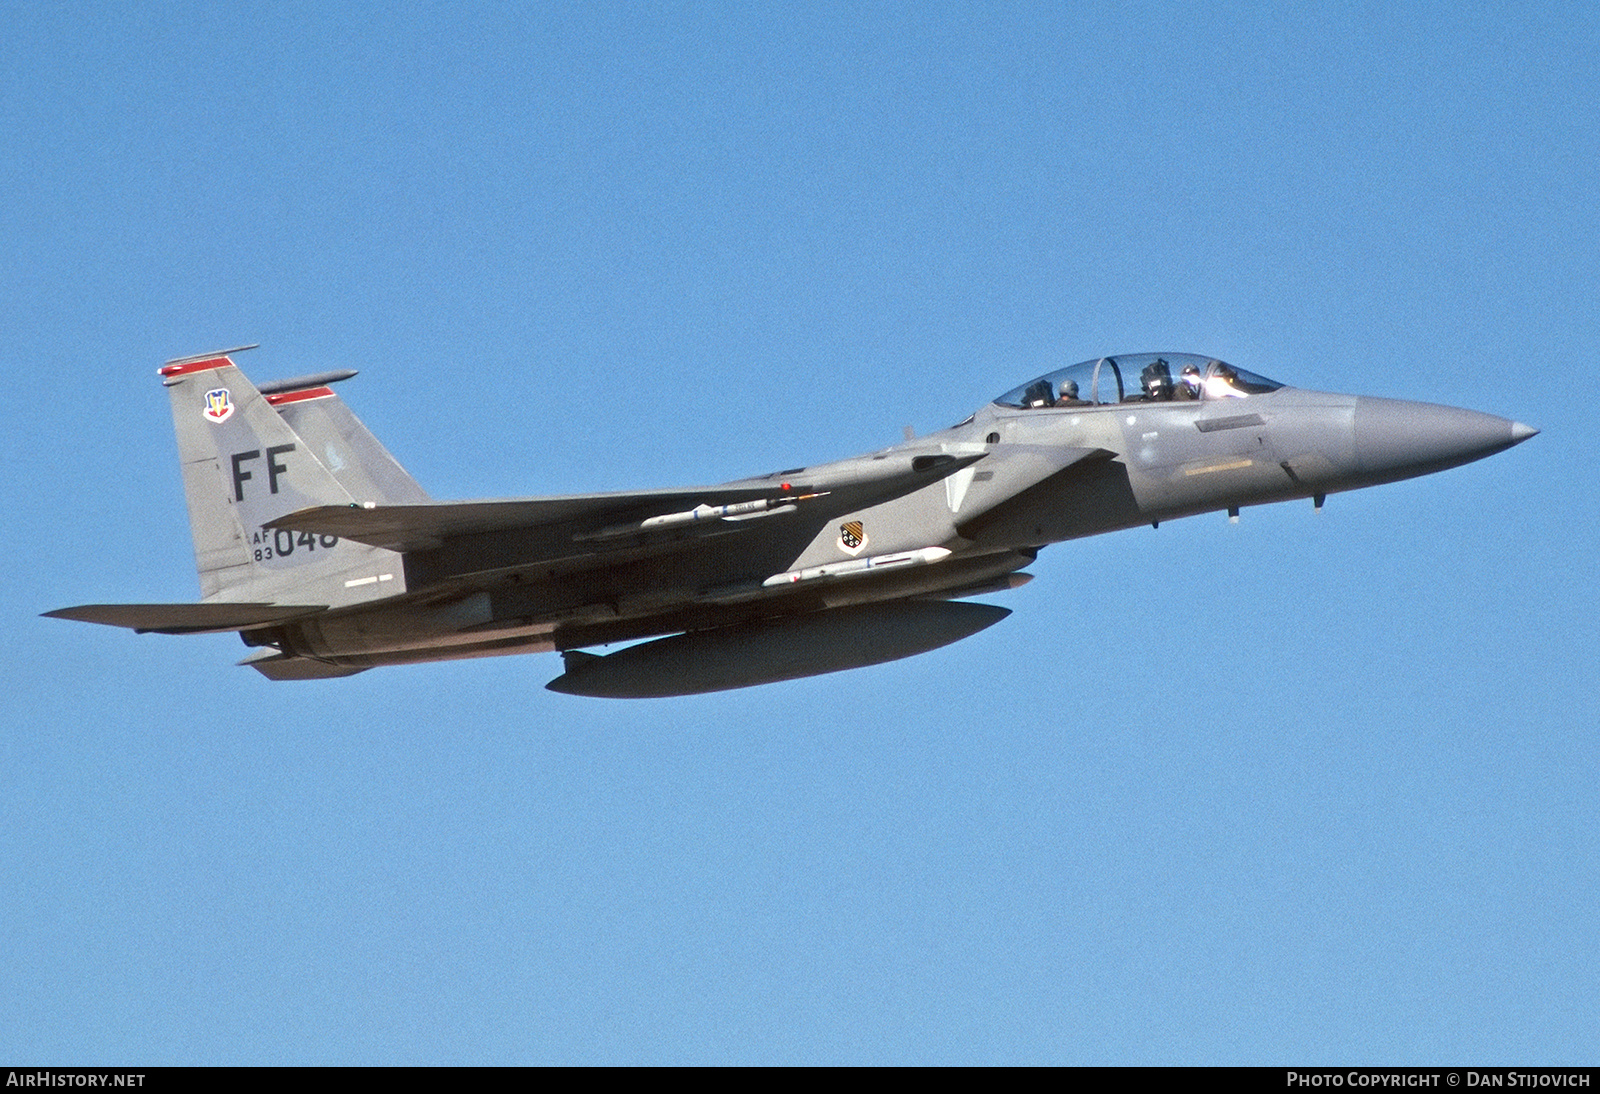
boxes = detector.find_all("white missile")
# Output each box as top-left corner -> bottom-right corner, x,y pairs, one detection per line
577,493 -> 825,541
641,497 -> 794,528
762,546 -> 952,587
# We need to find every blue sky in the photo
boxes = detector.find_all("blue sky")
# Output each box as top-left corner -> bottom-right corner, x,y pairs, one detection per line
3,1 -> 1595,1064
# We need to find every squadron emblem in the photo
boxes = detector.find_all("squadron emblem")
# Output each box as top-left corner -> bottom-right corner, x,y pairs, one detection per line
203,388 -> 234,424
838,520 -> 866,555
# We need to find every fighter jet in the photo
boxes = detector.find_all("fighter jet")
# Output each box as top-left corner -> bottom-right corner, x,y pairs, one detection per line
47,347 -> 1536,697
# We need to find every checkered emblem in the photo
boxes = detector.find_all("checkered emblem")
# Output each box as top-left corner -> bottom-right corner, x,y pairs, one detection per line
838,521 -> 866,555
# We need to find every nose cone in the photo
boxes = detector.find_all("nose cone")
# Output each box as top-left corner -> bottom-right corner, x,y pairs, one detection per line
1354,397 -> 1537,483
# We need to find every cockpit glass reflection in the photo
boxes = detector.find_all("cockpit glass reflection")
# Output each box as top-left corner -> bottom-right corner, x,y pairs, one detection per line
994,354 -> 1283,409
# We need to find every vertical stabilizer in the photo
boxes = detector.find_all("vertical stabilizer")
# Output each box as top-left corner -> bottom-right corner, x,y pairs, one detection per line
159,348 -> 407,604
260,372 -> 430,505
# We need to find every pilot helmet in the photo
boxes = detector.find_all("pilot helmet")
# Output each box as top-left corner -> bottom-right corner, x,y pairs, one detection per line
1060,380 -> 1079,399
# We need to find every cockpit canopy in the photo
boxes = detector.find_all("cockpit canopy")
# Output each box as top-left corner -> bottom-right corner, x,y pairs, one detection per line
994,353 -> 1283,409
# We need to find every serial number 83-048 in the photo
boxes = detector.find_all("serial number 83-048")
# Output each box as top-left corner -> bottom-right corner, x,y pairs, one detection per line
252,528 -> 340,561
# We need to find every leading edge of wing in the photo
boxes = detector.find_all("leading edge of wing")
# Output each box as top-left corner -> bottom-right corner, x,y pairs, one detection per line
264,452 -> 988,552
263,491 -> 785,551
43,602 -> 328,635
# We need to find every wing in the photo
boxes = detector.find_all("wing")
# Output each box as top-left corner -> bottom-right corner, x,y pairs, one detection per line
264,451 -> 986,555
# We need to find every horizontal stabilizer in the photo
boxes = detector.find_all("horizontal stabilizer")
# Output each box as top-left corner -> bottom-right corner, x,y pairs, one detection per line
44,602 -> 326,635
